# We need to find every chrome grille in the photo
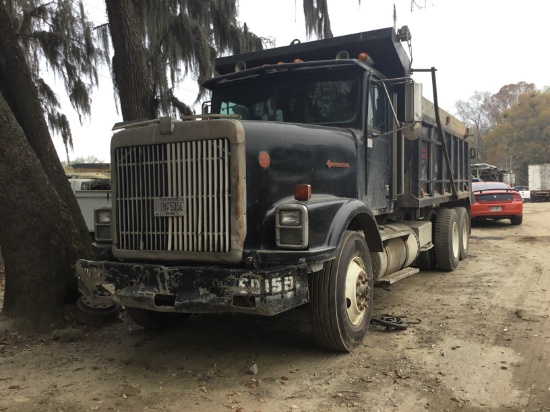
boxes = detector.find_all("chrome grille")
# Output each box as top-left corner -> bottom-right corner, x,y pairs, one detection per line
115,139 -> 231,253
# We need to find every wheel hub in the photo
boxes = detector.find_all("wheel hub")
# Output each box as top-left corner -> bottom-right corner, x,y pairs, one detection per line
345,256 -> 370,326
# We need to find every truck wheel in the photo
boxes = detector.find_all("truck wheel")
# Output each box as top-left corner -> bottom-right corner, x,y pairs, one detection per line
125,307 -> 190,329
309,231 -> 374,352
75,295 -> 120,324
511,215 -> 523,225
455,207 -> 469,260
434,208 -> 460,271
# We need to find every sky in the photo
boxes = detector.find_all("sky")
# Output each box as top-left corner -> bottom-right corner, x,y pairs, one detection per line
56,0 -> 550,162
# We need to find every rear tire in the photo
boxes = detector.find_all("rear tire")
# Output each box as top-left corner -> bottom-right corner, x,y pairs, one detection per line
455,207 -> 470,260
434,208 -> 460,271
510,215 -> 523,225
125,307 -> 190,329
309,231 -> 374,352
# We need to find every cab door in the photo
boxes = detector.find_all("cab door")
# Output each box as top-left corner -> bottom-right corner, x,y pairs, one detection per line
364,75 -> 393,213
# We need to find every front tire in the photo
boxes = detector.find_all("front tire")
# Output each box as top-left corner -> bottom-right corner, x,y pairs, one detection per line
434,208 -> 460,271
309,231 -> 374,352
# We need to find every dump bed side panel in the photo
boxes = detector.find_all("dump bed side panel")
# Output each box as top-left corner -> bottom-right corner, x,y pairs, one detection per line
398,98 -> 471,208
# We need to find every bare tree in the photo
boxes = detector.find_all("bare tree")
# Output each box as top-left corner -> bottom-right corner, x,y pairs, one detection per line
455,91 -> 492,162
485,82 -> 536,127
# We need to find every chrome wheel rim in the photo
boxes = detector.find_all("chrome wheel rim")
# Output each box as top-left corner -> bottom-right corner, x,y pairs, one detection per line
452,221 -> 460,260
345,256 -> 370,326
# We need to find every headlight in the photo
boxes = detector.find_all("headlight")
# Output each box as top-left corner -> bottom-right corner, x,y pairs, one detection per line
275,205 -> 308,249
97,210 -> 111,224
94,206 -> 112,242
279,210 -> 301,226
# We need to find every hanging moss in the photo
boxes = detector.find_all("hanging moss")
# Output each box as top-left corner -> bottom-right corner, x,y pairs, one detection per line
8,0 -> 108,153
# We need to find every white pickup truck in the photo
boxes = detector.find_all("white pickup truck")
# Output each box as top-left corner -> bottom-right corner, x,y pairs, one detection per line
69,178 -> 111,233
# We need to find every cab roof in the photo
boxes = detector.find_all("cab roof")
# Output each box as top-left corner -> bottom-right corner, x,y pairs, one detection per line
214,27 -> 411,80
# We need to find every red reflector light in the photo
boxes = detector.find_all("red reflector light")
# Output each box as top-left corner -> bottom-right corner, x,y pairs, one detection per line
294,184 -> 311,201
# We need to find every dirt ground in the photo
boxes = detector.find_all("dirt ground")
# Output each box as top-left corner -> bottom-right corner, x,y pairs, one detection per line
1,202 -> 550,412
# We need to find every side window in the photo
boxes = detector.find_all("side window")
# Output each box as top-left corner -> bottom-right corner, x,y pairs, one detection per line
367,82 -> 389,133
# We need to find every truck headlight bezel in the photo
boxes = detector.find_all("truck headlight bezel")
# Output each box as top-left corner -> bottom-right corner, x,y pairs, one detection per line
275,205 -> 308,249
94,206 -> 112,243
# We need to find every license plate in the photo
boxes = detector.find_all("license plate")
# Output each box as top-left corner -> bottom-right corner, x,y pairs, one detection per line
490,206 -> 502,212
154,197 -> 185,216
237,275 -> 295,296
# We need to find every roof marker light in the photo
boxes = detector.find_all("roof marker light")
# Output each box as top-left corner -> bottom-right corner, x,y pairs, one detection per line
336,50 -> 349,60
235,61 -> 246,72
358,52 -> 374,65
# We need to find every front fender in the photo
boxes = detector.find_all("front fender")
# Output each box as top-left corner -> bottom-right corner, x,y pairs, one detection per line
307,197 -> 383,253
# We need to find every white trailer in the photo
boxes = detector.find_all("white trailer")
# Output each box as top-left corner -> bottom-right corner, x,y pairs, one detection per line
528,164 -> 550,201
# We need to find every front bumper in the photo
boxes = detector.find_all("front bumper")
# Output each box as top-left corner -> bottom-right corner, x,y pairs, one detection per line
76,259 -> 309,316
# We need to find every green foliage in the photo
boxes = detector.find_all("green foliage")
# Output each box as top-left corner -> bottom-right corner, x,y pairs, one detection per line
97,0 -> 266,118
98,0 -> 336,119
456,82 -> 539,166
484,82 -> 536,127
483,89 -> 550,184
7,0 -> 107,150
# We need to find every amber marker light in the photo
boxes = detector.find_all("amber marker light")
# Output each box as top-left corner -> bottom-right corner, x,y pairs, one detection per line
358,52 -> 374,65
294,58 -> 303,63
294,184 -> 312,201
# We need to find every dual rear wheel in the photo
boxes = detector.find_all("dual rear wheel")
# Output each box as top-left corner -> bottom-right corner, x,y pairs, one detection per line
416,206 -> 469,271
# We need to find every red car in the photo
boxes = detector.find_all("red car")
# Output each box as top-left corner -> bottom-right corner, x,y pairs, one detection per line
471,182 -> 523,225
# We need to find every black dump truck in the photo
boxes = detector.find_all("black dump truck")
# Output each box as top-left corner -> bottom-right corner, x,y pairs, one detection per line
76,26 -> 472,351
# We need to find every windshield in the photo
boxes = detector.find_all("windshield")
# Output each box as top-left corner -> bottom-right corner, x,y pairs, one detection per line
210,70 -> 361,126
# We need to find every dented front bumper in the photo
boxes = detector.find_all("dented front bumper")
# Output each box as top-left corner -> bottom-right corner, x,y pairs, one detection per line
76,259 -> 309,316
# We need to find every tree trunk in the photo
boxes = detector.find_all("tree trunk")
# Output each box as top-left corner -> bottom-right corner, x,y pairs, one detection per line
0,3 -> 92,331
0,3 -> 92,253
0,92 -> 84,331
106,0 -> 156,121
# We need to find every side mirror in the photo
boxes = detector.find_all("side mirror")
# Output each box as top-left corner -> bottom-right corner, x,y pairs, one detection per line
403,82 -> 422,140
469,147 -> 477,159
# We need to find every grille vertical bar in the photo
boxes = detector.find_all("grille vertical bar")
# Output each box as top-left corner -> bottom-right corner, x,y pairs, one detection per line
115,139 -> 231,253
